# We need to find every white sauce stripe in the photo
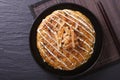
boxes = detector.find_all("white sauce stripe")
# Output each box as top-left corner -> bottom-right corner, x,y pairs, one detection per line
78,37 -> 93,51
40,42 -> 70,69
66,10 -> 95,32
52,13 -> 94,43
38,30 -> 72,66
63,10 -> 94,33
43,20 -> 56,35
78,46 -> 89,53
40,20 -> 81,64
44,17 -> 90,54
58,11 -> 95,43
73,49 -> 86,61
40,29 -> 76,66
39,45 -> 54,63
64,49 -> 80,62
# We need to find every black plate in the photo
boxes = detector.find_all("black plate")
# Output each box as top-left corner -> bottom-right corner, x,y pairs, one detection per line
29,3 -> 103,77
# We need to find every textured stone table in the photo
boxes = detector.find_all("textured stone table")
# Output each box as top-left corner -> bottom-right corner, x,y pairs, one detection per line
0,0 -> 120,80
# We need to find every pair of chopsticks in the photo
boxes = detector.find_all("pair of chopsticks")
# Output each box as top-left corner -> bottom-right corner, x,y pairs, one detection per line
97,1 -> 120,54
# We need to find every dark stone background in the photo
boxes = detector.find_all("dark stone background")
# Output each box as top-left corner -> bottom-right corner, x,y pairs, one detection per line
0,0 -> 120,80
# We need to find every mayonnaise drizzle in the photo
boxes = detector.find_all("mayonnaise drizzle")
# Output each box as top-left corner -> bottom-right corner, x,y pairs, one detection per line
52,13 -> 95,43
63,10 -> 95,43
44,18 -> 91,54
38,29 -> 73,67
40,42 -> 70,69
49,14 -> 93,52
63,10 -> 94,33
41,28 -> 80,63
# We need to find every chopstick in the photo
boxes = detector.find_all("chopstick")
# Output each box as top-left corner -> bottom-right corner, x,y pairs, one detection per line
97,1 -> 120,54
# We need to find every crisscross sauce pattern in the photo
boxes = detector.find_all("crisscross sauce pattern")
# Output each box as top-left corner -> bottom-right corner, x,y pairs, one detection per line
37,9 -> 95,70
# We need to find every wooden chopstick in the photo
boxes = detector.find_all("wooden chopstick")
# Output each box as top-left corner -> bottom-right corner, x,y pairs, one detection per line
97,1 -> 120,54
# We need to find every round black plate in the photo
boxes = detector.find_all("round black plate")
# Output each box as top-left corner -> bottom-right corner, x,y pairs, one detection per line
29,3 -> 103,77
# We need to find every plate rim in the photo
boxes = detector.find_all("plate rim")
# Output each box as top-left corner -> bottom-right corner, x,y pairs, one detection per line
29,2 -> 103,77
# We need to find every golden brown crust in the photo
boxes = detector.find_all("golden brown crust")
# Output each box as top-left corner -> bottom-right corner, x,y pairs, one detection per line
36,9 -> 95,70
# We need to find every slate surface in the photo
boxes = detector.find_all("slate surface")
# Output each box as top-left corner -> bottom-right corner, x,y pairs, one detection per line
0,0 -> 120,80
